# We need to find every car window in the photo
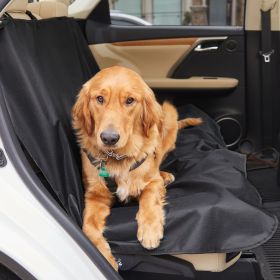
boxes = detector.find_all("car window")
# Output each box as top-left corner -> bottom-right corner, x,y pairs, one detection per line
109,0 -> 245,26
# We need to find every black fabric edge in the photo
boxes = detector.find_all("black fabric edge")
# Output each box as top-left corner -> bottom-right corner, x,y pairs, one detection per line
110,213 -> 278,255
0,87 -> 121,280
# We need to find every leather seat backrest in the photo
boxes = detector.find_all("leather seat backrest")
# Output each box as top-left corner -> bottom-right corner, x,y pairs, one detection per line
0,0 -> 37,20
27,1 -> 68,19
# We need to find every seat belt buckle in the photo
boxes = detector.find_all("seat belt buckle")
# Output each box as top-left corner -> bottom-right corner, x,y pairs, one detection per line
260,49 -> 275,63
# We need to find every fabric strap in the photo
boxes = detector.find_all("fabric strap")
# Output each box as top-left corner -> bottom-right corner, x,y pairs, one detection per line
260,9 -> 274,145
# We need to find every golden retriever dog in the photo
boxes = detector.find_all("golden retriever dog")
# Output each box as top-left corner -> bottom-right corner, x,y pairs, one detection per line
72,66 -> 202,270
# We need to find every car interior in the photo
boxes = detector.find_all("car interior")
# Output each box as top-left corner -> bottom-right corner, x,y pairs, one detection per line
0,0 -> 280,279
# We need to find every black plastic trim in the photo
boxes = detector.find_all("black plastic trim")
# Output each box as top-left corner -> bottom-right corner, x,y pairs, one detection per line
0,91 -> 121,279
86,21 -> 244,44
88,0 -> 111,24
0,251 -> 35,280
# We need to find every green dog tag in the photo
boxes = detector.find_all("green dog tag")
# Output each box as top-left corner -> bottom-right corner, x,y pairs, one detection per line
99,165 -> 110,177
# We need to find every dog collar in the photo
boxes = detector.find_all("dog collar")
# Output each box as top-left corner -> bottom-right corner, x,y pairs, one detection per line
83,149 -> 148,174
104,150 -> 127,160
83,150 -> 148,194
129,155 -> 148,171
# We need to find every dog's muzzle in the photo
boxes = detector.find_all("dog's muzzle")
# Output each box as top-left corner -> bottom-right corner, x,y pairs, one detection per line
100,130 -> 120,146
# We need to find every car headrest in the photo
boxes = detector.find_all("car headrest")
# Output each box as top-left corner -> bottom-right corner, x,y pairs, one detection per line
27,1 -> 68,19
0,0 -> 36,19
40,0 -> 70,6
5,0 -> 28,13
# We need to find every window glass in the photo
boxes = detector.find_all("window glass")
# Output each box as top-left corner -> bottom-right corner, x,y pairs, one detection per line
113,0 -> 142,18
153,0 -> 181,25
109,0 -> 245,26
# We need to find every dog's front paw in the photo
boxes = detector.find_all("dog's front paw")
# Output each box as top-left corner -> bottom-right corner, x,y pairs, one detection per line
116,186 -> 129,202
137,219 -> 164,250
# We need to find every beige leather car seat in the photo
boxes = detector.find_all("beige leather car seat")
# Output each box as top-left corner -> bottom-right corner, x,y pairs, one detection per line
0,0 -> 67,20
0,0 -> 40,19
0,0 -> 241,272
174,252 -> 241,272
27,0 -> 68,19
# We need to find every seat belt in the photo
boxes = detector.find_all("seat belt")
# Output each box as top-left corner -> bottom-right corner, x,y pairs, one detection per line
26,10 -> 38,20
259,0 -> 275,146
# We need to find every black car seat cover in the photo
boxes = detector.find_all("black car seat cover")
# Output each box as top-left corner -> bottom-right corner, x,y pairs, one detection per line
0,18 -> 277,254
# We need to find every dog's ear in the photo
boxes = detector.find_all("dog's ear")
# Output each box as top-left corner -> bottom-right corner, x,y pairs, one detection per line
142,86 -> 162,137
72,84 -> 94,136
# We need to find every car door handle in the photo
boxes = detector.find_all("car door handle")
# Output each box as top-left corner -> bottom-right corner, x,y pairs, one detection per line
194,44 -> 219,52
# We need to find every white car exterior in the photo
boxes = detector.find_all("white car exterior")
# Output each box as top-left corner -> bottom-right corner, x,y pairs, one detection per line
0,137 -> 106,280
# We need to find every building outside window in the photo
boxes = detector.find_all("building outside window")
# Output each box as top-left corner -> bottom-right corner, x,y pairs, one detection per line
109,0 -> 245,26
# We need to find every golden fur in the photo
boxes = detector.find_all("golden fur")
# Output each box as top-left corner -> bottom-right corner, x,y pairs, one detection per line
72,66 -> 202,270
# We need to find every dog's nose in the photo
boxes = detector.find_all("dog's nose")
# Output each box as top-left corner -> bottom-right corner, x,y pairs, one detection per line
100,130 -> 120,146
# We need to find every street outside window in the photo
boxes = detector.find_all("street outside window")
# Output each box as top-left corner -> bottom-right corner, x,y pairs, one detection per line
109,0 -> 245,26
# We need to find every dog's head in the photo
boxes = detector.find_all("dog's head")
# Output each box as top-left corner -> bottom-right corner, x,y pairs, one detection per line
72,66 -> 161,153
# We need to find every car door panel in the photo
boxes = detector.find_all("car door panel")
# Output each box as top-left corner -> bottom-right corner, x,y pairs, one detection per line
89,40 -> 193,79
86,16 -> 245,148
90,37 -> 239,90
86,21 -> 243,43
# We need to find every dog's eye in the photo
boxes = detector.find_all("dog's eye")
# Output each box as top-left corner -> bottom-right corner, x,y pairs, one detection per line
96,96 -> 104,104
125,97 -> 135,105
